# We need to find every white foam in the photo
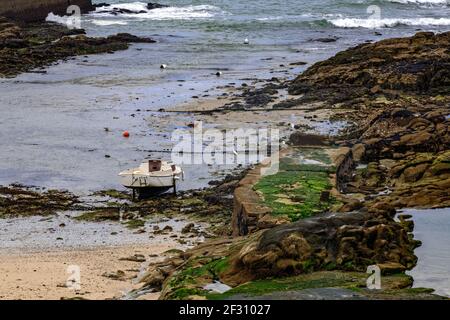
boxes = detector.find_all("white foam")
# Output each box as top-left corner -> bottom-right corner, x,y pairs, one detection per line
330,17 -> 450,28
298,156 -> 326,166
46,12 -> 71,25
92,2 -> 229,20
91,20 -> 128,26
95,1 -> 148,12
385,0 -> 448,4
256,16 -> 284,21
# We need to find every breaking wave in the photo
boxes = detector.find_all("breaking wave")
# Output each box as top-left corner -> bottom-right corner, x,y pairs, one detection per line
91,2 -> 230,20
330,17 -> 450,28
91,20 -> 128,26
46,12 -> 72,25
383,0 -> 448,4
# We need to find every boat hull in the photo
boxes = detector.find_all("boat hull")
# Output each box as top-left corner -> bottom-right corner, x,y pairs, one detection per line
119,172 -> 182,189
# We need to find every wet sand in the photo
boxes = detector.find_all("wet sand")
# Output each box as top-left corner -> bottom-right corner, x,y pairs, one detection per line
0,209 -> 206,300
0,65 -> 347,300
164,93 -> 347,135
0,244 -> 169,300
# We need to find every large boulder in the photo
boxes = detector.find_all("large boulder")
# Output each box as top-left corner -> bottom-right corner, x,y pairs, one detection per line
221,209 -> 418,286
0,0 -> 95,22
289,32 -> 450,100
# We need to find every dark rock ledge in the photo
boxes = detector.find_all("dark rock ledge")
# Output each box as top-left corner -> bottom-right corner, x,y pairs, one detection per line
136,32 -> 450,300
0,17 -> 155,77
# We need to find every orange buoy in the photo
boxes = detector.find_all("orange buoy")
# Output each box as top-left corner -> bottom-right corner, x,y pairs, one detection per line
122,131 -> 130,138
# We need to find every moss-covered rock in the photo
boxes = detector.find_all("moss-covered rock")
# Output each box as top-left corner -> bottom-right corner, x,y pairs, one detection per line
0,185 -> 78,217
289,32 -> 450,101
0,18 -> 155,78
254,148 -> 339,222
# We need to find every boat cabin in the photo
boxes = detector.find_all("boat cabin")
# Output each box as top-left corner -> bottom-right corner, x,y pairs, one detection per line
137,160 -> 177,173
147,160 -> 162,172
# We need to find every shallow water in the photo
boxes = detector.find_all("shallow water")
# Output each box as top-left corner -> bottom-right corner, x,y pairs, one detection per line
2,0 -> 450,193
0,2 -> 449,297
0,49 -> 241,193
0,210 -> 203,252
401,208 -> 450,298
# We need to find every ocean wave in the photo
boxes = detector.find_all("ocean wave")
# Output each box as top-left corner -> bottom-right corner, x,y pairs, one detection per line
330,17 -> 450,28
256,16 -> 284,21
91,2 -> 229,20
91,20 -> 128,26
94,1 -> 149,12
383,0 -> 448,4
255,14 -> 317,22
47,12 -> 129,27
46,12 -> 72,25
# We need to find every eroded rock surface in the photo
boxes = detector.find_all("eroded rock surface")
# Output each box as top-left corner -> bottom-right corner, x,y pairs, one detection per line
150,32 -> 450,300
286,31 -> 450,210
289,31 -> 450,101
0,17 -> 155,77
139,208 -> 420,300
223,209 -> 418,286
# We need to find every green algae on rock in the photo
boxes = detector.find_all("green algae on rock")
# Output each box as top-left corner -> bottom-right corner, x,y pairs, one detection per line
205,271 -> 443,300
162,256 -> 231,300
74,169 -> 248,232
289,31 -> 450,102
0,185 -> 78,217
254,148 -> 338,222
0,17 -> 155,77
143,207 -> 420,300
147,32 -> 450,301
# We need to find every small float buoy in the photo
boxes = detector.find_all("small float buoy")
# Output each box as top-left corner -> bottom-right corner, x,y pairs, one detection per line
160,64 -> 167,69
216,71 -> 223,77
244,38 -> 249,45
123,131 -> 130,138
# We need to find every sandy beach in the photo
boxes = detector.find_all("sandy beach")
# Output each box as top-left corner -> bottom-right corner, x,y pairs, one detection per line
1,0 -> 449,303
0,244 -> 171,300
0,204 -> 209,300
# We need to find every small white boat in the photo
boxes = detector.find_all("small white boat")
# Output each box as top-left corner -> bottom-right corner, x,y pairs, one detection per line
119,160 -> 183,197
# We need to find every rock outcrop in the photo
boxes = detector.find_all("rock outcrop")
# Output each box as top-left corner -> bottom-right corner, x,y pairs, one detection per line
287,31 -> 450,210
141,207 -> 419,299
0,18 -> 155,77
289,31 -> 450,102
223,209 -> 418,286
0,0 -> 94,22
143,32 -> 450,300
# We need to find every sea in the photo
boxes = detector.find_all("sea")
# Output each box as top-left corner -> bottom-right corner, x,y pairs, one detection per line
1,0 -> 449,192
0,0 -> 449,297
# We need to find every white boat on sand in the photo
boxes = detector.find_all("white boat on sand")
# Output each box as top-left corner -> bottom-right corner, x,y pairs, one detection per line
119,160 -> 183,199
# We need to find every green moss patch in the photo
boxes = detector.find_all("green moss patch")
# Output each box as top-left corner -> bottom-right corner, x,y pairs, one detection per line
125,218 -> 146,229
74,208 -> 146,229
74,208 -> 120,222
165,257 -> 231,300
254,148 -> 338,221
207,271 -> 363,299
0,185 -> 78,218
205,271 -> 433,300
93,189 -> 130,200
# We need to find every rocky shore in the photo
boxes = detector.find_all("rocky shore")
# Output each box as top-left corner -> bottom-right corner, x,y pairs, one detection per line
1,26 -> 448,299
136,32 -> 449,300
289,32 -> 450,211
0,0 -> 94,22
0,17 -> 155,77
0,171 -> 247,299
